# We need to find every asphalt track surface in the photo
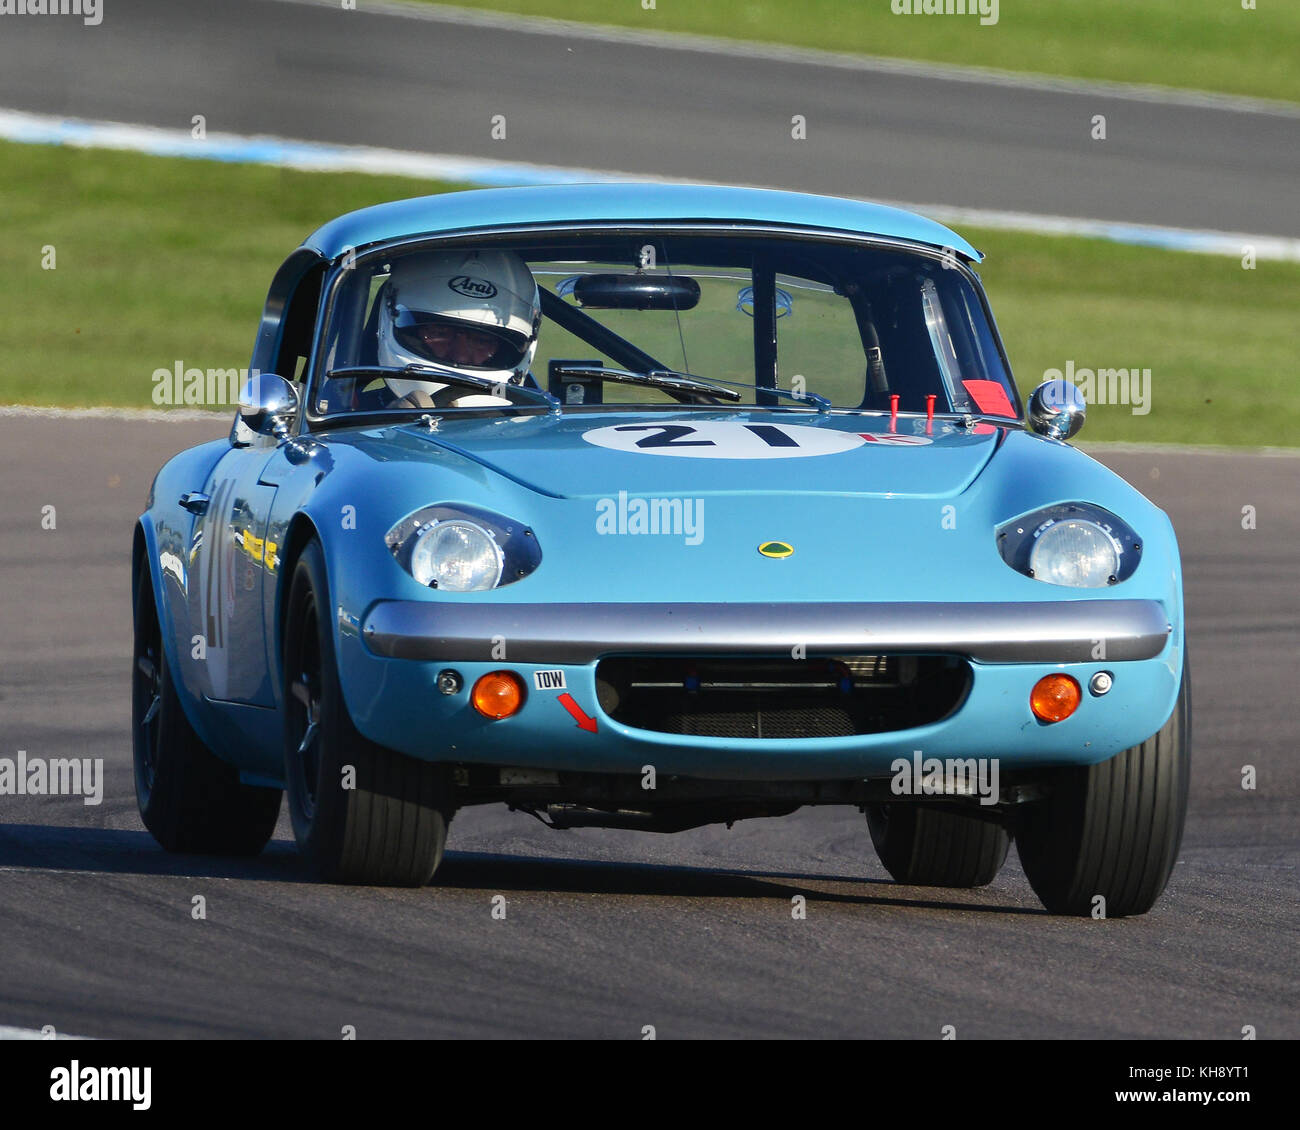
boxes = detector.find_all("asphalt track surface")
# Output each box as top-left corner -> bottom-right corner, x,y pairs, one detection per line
0,416 -> 1295,1039
0,0 -> 1298,238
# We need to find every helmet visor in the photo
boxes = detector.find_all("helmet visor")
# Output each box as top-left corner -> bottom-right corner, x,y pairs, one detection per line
392,308 -> 530,372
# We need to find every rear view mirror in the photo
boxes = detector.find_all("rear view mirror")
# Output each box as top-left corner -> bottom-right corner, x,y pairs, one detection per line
572,274 -> 700,311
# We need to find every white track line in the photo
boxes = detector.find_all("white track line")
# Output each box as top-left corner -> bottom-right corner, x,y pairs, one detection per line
0,1024 -> 90,1040
0,108 -> 647,186
0,404 -> 226,421
1079,442 -> 1300,458
271,0 -> 1300,120
4,109 -> 1298,262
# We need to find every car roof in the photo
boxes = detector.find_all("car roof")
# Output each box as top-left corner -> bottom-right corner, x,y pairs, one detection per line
301,183 -> 981,262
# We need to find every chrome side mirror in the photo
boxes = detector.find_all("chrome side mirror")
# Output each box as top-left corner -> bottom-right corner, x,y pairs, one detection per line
1027,379 -> 1087,440
237,373 -> 299,441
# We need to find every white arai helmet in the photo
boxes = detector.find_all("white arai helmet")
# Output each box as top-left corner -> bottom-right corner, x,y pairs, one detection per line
377,248 -> 541,407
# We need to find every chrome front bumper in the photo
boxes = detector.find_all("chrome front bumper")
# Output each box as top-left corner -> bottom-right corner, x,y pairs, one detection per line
360,599 -> 1171,665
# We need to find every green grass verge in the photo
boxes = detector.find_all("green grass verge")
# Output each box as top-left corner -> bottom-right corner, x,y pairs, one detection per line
0,142 -> 474,409
2,139 -> 1296,446
416,0 -> 1300,105
972,231 -> 1297,447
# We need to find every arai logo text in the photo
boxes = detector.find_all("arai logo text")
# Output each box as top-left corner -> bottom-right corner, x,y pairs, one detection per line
448,275 -> 498,299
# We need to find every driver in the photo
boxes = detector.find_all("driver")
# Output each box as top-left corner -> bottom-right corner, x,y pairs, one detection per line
376,248 -> 541,408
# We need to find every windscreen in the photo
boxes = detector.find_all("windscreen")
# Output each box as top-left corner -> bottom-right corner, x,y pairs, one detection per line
311,232 -> 1018,419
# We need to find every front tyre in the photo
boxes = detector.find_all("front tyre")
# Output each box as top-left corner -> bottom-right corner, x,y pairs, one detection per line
283,539 -> 453,885
866,804 -> 1011,888
1015,655 -> 1191,917
133,567 -> 281,855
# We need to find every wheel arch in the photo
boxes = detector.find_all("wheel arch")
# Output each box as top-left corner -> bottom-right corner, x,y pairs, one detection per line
132,515 -> 213,743
132,518 -> 177,672
273,512 -> 325,686
132,520 -> 149,618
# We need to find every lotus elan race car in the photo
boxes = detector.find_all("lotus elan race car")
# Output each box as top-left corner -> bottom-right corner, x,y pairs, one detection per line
134,184 -> 1188,916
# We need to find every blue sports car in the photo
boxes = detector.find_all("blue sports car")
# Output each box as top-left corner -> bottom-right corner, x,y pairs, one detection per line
133,183 -> 1188,916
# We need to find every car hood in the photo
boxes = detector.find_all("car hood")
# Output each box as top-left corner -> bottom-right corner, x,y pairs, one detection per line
380,410 -> 1006,500
298,410 -> 1178,610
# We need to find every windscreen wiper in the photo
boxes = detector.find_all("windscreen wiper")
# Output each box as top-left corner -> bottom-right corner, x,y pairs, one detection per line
327,365 -> 561,411
552,364 -> 830,411
552,363 -> 741,403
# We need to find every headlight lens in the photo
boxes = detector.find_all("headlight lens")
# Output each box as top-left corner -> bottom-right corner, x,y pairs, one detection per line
387,504 -> 541,590
1028,519 -> 1120,588
410,520 -> 504,591
997,503 -> 1140,586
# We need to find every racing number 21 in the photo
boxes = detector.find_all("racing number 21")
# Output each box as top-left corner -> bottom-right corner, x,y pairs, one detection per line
613,424 -> 798,448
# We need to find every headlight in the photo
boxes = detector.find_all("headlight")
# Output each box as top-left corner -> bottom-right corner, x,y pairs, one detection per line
386,505 -> 541,591
997,503 -> 1140,587
1027,519 -> 1119,588
410,520 -> 503,591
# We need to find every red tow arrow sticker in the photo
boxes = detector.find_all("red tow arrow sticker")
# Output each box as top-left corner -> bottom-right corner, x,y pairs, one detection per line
558,693 -> 598,733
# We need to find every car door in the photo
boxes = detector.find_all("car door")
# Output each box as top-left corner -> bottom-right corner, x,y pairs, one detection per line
183,262 -> 326,707
186,447 -> 280,705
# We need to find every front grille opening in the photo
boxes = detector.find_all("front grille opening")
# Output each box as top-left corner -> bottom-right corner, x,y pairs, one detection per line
596,654 -> 970,739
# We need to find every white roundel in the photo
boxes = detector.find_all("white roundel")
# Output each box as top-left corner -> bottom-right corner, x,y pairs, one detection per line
582,420 -> 869,459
